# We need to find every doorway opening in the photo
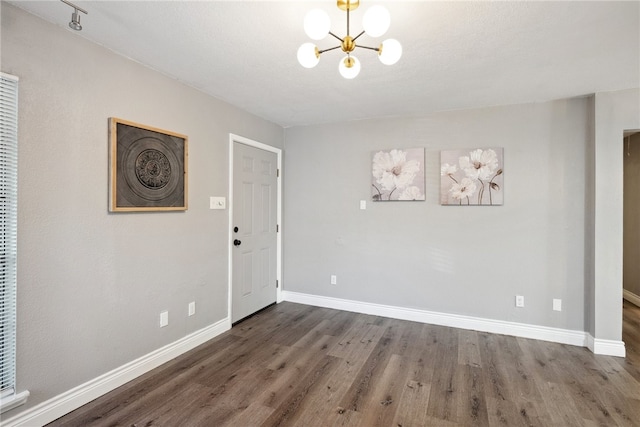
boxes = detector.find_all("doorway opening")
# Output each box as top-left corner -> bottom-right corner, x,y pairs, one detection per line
622,130 -> 640,361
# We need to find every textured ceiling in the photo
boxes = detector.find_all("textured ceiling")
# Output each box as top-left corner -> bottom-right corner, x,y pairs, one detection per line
7,1 -> 640,128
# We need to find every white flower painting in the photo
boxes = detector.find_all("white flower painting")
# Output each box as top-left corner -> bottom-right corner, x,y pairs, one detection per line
372,148 -> 425,201
440,147 -> 504,205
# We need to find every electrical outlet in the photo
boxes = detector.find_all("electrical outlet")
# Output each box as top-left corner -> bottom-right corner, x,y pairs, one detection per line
360,200 -> 367,210
553,299 -> 562,311
330,275 -> 337,285
515,295 -> 524,308
188,301 -> 196,316
160,311 -> 169,327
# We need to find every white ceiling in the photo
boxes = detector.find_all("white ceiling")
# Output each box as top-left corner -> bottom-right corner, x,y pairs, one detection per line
7,0 -> 640,128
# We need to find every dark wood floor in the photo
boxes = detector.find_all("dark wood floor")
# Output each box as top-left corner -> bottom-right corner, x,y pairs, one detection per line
47,301 -> 640,427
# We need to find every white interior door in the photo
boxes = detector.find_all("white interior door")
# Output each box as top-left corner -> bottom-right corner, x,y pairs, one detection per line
231,141 -> 278,323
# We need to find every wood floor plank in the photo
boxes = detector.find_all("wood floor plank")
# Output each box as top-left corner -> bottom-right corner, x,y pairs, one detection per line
222,402 -> 275,427
294,356 -> 368,425
593,389 -> 640,427
331,409 -> 362,427
496,334 -> 540,401
336,318 -> 408,415
455,364 -> 489,426
477,333 -> 521,403
46,301 -> 640,427
327,321 -> 386,359
594,350 -> 640,400
392,379 -> 431,427
561,376 -> 620,425
356,353 -> 408,426
273,306 -> 340,347
533,380 -> 585,427
133,382 -> 217,427
391,318 -> 427,359
256,335 -> 336,410
232,303 -> 306,337
425,326 -> 459,422
260,355 -> 340,427
515,336 -> 566,384
297,322 -> 393,427
268,317 -> 372,426
484,395 -> 532,427
457,329 -> 482,368
290,318 -> 333,349
186,365 -> 279,426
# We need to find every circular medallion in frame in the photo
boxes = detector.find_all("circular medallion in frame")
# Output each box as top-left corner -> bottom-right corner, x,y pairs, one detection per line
109,118 -> 188,211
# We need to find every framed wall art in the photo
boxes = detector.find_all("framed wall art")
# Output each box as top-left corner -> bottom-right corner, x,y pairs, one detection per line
109,118 -> 188,212
372,147 -> 425,201
440,147 -> 503,206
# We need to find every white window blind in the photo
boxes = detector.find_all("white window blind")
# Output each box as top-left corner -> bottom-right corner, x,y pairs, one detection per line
0,72 -> 19,406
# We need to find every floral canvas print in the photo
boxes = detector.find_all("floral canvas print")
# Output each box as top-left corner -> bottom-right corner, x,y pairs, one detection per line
372,148 -> 425,201
440,147 -> 504,205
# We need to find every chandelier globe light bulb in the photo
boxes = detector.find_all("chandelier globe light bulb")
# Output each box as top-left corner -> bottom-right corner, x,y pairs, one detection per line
297,43 -> 320,68
378,39 -> 402,65
362,5 -> 390,37
339,55 -> 361,79
304,9 -> 331,40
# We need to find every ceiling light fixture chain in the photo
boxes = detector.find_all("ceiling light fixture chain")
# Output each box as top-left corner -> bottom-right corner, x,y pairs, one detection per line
297,0 -> 402,79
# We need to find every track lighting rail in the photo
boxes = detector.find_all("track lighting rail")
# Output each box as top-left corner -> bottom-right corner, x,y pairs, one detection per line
60,0 -> 87,15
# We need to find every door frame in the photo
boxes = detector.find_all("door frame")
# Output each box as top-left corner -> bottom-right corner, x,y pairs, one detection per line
228,134 -> 282,323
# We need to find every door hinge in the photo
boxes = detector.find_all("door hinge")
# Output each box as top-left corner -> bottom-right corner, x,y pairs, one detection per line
276,224 -> 279,233
276,280 -> 279,288
277,168 -> 280,178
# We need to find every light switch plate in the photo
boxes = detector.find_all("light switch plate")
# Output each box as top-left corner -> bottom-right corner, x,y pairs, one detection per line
360,200 -> 366,210
160,311 -> 169,327
210,196 -> 226,210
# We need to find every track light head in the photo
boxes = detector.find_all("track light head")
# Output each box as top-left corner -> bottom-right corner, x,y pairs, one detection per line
60,0 -> 88,31
69,10 -> 82,31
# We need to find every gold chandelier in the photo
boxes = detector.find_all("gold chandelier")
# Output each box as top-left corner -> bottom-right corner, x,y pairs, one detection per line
297,0 -> 402,79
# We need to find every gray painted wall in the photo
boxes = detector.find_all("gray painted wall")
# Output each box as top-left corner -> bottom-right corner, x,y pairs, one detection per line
2,3 -> 283,417
584,96 -> 596,336
594,89 -> 640,341
624,133 -> 640,298
284,98 -> 591,331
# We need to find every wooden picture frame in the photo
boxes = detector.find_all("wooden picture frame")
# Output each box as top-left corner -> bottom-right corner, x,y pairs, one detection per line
109,118 -> 188,212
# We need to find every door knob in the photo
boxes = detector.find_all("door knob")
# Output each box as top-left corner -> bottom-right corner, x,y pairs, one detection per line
233,227 -> 239,233
233,239 -> 242,246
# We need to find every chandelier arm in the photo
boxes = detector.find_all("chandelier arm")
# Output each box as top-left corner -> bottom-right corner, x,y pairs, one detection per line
318,45 -> 342,55
352,30 -> 366,42
329,32 -> 343,42
356,44 -> 380,52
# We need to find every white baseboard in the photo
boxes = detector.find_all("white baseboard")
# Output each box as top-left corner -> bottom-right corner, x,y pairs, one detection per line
282,291 -> 588,347
2,318 -> 231,427
623,289 -> 640,307
587,334 -> 626,357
